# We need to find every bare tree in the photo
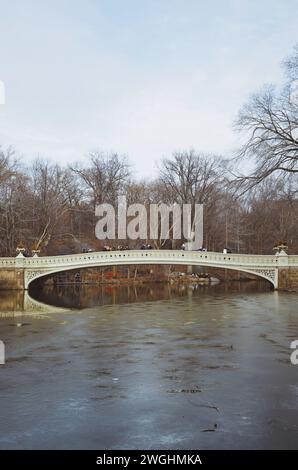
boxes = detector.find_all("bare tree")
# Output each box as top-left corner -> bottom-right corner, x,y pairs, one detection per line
157,150 -> 225,249
0,147 -> 18,184
159,150 -> 222,205
234,45 -> 298,194
0,151 -> 30,255
28,159 -> 74,250
70,151 -> 131,207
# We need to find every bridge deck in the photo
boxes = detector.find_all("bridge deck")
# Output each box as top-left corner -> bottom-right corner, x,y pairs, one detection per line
1,250 -> 296,289
0,250 -> 291,267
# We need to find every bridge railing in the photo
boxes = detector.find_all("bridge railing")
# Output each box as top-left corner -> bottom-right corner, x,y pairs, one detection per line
0,258 -> 18,267
287,256 -> 298,266
0,250 -> 293,268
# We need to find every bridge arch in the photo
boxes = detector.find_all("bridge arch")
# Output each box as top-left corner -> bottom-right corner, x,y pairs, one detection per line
24,250 -> 278,289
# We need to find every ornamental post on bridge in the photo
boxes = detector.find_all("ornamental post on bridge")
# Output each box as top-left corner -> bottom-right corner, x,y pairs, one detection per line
11,242 -> 25,290
16,242 -> 26,258
274,242 -> 290,289
31,242 -> 40,258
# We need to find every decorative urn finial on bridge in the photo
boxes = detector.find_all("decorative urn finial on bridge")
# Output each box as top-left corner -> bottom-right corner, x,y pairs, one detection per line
31,242 -> 40,258
273,241 -> 288,256
16,241 -> 26,258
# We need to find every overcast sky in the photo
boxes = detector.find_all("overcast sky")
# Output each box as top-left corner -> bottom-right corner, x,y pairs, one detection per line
0,0 -> 298,177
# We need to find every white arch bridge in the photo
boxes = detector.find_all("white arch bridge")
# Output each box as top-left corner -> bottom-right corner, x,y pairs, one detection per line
1,249 -> 296,290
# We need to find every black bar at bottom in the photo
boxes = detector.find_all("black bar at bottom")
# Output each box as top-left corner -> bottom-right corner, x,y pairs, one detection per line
0,450 -> 297,466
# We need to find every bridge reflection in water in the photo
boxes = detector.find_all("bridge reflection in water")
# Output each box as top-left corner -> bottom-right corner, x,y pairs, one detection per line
0,290 -> 67,316
0,280 -> 272,315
